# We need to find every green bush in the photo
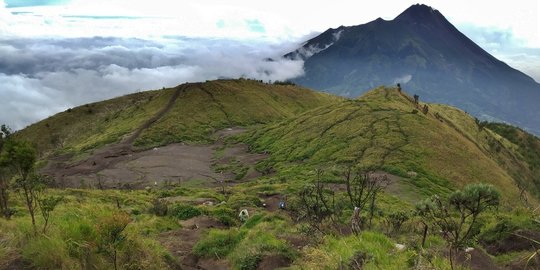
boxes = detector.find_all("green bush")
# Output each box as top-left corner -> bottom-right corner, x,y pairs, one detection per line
242,213 -> 265,229
227,194 -> 261,210
192,229 -> 245,258
149,199 -> 168,216
60,220 -> 99,264
210,207 -> 237,226
384,210 -> 410,233
479,210 -> 540,245
237,253 -> 262,270
169,204 -> 201,220
22,234 -> 78,269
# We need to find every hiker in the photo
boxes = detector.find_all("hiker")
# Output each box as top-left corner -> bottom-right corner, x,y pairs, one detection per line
239,209 -> 249,222
351,206 -> 361,235
278,195 -> 287,210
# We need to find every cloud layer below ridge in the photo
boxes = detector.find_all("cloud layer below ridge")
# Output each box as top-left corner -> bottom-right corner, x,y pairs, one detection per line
0,37 -> 304,129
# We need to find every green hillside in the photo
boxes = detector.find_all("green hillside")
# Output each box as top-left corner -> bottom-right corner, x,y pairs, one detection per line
16,79 -> 339,157
15,88 -> 173,156
485,122 -> 540,190
244,86 -> 539,203
134,80 -> 341,147
2,81 -> 540,270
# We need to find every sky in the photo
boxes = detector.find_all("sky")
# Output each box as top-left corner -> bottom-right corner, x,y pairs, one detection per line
1,0 -> 539,130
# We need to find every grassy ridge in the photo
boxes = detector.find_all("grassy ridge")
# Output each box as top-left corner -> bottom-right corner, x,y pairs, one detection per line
14,81 -> 540,201
15,79 -> 340,157
244,87 -> 530,202
430,104 -> 540,198
485,122 -> 540,196
135,80 -> 341,147
15,89 -> 173,156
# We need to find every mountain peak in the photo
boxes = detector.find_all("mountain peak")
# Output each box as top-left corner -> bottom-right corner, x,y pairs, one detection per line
394,4 -> 444,23
285,3 -> 540,136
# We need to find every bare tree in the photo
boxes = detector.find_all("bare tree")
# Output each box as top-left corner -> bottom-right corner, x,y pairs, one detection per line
297,170 -> 343,234
343,167 -> 389,229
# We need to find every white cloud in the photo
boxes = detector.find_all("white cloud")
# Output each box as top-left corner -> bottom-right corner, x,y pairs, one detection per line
1,0 -> 539,129
5,0 -> 536,46
0,37 -> 304,130
497,52 -> 540,83
434,0 -> 540,48
457,24 -> 540,82
393,74 -> 412,84
0,73 -> 67,128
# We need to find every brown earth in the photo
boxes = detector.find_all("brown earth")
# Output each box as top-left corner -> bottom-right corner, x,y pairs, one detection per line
47,144 -> 229,189
257,254 -> 291,270
455,249 -> 501,270
261,194 -> 285,212
213,127 -> 248,141
213,127 -> 269,182
41,80 -> 267,189
504,254 -> 540,270
42,126 -> 266,189
483,230 -> 540,270
484,230 -> 540,255
158,216 -> 230,270
283,235 -> 310,250
0,257 -> 33,270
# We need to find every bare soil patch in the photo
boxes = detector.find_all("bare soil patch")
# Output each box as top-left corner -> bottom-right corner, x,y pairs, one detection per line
44,144 -> 228,189
484,230 -> 540,255
283,235 -> 310,250
158,216 -> 229,270
213,127 -> 247,141
215,142 -> 268,182
0,257 -> 33,270
455,249 -> 501,270
262,194 -> 283,212
257,254 -> 291,270
42,127 -> 266,189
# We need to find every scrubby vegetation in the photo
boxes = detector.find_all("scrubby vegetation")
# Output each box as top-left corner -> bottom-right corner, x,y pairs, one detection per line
1,81 -> 540,269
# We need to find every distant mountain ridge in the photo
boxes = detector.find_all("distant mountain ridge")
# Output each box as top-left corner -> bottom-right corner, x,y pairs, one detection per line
286,4 -> 540,135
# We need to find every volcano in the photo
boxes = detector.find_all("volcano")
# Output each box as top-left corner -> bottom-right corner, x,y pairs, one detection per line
286,4 -> 540,135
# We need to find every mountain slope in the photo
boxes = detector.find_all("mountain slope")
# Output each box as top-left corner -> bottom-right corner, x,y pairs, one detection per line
16,79 -> 340,157
244,86 -> 540,203
286,4 -> 540,135
14,79 -> 540,202
134,80 -> 341,147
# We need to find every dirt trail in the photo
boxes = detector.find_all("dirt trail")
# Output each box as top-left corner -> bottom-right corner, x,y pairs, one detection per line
158,216 -> 229,270
123,85 -> 184,145
41,86 -> 187,187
